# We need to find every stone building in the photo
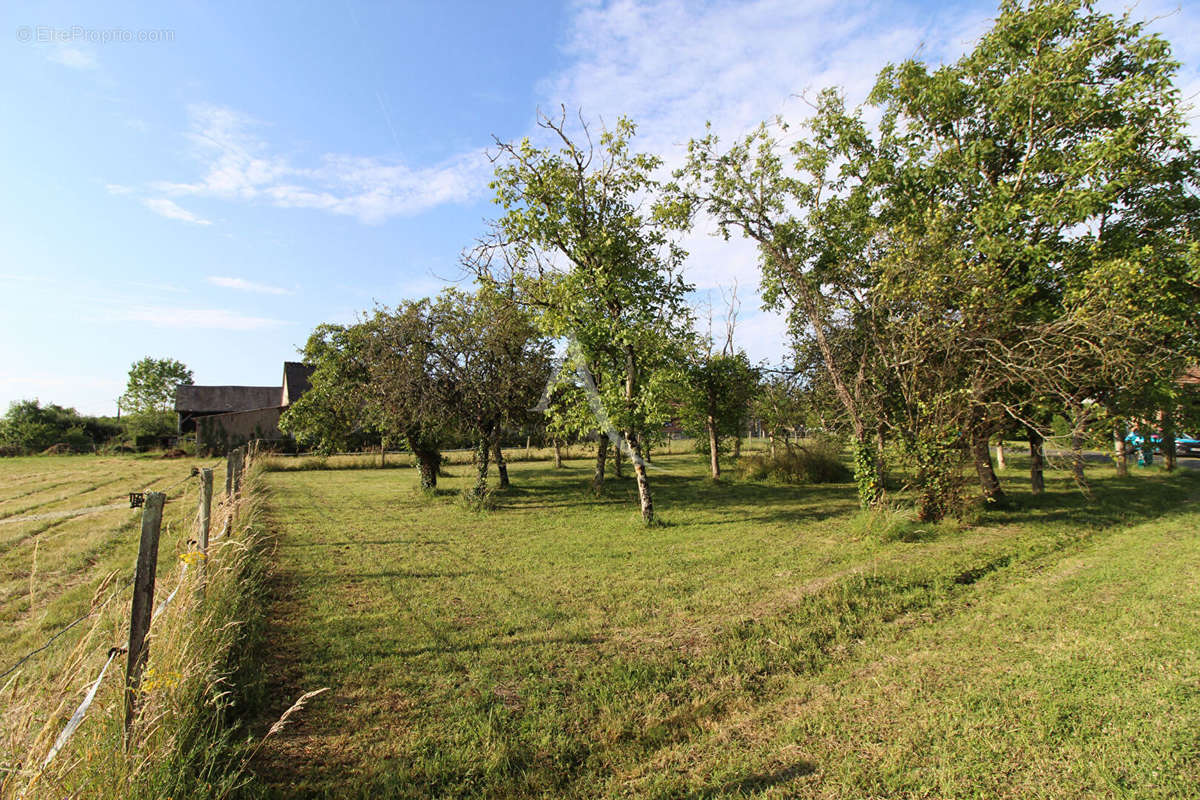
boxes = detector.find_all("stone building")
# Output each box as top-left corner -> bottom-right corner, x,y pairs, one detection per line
175,361 -> 315,453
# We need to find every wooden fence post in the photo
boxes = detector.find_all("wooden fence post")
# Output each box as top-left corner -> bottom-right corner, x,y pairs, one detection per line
225,450 -> 235,499
232,447 -> 244,496
125,491 -> 164,742
198,468 -> 212,575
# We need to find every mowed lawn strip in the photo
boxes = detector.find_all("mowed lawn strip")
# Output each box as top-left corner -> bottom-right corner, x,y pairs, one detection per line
624,503 -> 1200,799
248,455 -> 1198,799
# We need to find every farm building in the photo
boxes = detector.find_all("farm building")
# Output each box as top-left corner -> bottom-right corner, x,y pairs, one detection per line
175,361 -> 315,453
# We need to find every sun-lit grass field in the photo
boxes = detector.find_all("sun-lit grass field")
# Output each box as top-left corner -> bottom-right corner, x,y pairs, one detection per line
0,454 -> 223,793
239,451 -> 1200,799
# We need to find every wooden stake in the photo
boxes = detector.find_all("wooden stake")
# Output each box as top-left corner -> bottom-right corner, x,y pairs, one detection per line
232,447 -> 244,496
225,450 -> 235,499
198,468 -> 212,580
125,491 -> 164,741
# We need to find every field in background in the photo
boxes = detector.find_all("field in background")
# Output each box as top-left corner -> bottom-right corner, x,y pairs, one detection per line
245,453 -> 1200,798
0,454 -> 219,780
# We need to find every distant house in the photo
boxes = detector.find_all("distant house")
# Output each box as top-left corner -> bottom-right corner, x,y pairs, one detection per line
175,361 -> 315,453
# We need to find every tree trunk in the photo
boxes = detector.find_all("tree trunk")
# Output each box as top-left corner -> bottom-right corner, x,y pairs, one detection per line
1162,408 -> 1177,472
1027,426 -> 1044,495
613,440 -> 624,479
525,435 -> 531,460
492,436 -> 510,489
593,437 -> 607,492
553,438 -> 563,469
994,441 -> 1006,470
732,435 -> 741,459
627,432 -> 654,523
707,417 -> 720,480
851,430 -> 883,508
1068,403 -> 1091,496
769,433 -> 776,459
1113,426 -> 1128,477
414,449 -> 439,490
971,430 -> 1006,507
473,437 -> 490,495
874,420 -> 888,494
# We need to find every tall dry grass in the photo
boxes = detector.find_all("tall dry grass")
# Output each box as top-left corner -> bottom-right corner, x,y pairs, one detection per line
1,467 -> 279,800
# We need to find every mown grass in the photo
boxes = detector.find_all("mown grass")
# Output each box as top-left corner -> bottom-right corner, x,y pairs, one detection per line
241,451 -> 1200,798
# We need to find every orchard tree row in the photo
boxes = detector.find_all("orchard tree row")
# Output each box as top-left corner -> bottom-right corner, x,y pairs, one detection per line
284,0 -> 1200,523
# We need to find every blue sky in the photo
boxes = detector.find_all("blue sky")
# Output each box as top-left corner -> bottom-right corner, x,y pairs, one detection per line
3,0 -> 1197,415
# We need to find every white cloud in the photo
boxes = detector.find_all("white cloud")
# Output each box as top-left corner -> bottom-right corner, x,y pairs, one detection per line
47,45 -> 97,70
150,104 -> 491,224
114,307 -> 287,331
105,183 -> 134,196
208,275 -> 292,295
142,196 -> 212,225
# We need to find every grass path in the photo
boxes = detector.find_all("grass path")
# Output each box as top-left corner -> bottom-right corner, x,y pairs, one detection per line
245,455 -> 1200,799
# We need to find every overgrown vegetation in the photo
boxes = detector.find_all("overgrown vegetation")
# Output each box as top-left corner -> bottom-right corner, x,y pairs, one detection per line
736,439 -> 851,484
0,456 -> 274,798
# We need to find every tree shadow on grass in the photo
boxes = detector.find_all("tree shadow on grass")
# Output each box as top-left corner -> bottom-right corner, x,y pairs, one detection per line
681,760 -> 818,798
988,470 -> 1200,532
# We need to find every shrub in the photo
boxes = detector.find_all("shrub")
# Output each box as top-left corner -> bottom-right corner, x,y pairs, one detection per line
737,440 -> 851,484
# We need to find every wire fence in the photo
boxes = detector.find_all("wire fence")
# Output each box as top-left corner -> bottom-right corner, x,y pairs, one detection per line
5,447 -> 248,791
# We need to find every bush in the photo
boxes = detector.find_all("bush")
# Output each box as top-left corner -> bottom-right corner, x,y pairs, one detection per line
737,440 -> 851,484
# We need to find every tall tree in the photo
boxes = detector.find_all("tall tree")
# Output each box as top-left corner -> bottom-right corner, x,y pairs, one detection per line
674,0 -> 1200,520
122,357 -> 193,414
361,301 -> 453,491
474,110 -> 693,523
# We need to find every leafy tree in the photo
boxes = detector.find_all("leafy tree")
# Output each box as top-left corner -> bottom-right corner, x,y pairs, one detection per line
683,349 -> 759,480
429,288 -> 553,494
280,323 -> 382,454
540,367 -> 596,469
122,357 -> 193,414
864,0 -> 1200,508
358,300 -> 452,490
674,0 -> 1200,520
474,110 -> 693,522
753,373 -> 808,458
668,93 -> 886,508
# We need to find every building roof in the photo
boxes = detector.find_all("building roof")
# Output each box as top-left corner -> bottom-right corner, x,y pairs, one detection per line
282,361 -> 316,406
175,385 -> 281,414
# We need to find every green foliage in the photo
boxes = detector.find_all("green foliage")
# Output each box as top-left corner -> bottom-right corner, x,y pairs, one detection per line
280,323 -> 381,454
0,399 -> 122,454
479,110 -> 695,518
121,356 -> 193,414
737,439 -> 851,484
673,0 -> 1200,520
851,437 -> 882,509
681,349 -> 759,467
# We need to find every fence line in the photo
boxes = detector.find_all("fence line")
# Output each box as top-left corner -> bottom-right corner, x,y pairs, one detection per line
5,450 -> 246,796
12,447 -> 250,789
